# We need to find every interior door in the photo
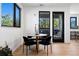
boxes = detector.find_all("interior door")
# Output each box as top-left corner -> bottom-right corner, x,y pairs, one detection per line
53,12 -> 64,42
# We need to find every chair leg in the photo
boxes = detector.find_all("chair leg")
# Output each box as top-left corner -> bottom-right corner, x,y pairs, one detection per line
50,44 -> 52,54
23,44 -> 24,53
29,46 -> 30,50
28,46 -> 29,55
26,45 -> 27,55
44,45 -> 45,50
47,45 -> 48,56
26,46 -> 29,56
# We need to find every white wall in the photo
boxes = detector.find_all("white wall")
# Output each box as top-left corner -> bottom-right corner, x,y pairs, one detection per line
70,4 -> 79,14
0,3 -> 24,52
24,6 -> 70,43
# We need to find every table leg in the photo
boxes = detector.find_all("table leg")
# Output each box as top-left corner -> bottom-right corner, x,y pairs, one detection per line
36,36 -> 39,54
23,44 -> 24,53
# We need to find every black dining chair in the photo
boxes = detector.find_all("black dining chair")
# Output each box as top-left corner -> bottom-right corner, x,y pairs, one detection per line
27,36 -> 36,49
39,36 -> 52,55
23,36 -> 36,55
76,31 -> 79,40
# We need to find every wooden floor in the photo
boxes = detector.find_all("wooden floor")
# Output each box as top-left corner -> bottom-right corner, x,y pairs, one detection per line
13,40 -> 79,56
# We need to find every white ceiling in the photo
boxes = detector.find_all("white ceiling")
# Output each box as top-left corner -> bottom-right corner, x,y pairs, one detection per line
22,3 -> 79,7
22,3 -> 70,7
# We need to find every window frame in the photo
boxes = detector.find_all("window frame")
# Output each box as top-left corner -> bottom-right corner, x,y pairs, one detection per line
70,17 -> 77,29
39,11 -> 50,35
14,3 -> 21,27
1,3 -> 21,27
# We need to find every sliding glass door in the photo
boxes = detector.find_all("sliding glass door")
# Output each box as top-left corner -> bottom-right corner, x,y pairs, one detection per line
39,11 -> 50,35
53,12 -> 64,42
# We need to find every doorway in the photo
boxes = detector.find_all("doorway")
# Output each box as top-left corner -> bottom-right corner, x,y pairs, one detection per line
52,12 -> 64,42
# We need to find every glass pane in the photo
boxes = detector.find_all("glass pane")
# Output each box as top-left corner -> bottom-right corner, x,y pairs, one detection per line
15,6 -> 20,27
39,11 -> 50,35
53,14 -> 63,39
1,3 -> 14,27
40,18 -> 49,28
70,17 -> 77,29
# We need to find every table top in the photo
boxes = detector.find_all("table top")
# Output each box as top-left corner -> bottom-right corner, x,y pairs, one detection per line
28,34 -> 47,39
35,34 -> 47,36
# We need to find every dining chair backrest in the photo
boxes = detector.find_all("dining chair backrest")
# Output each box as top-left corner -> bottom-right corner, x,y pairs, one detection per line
76,31 -> 79,34
27,36 -> 32,38
46,36 -> 51,42
70,31 -> 76,35
23,36 -> 28,43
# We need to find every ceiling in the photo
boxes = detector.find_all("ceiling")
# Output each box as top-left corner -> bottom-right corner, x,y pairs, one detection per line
22,3 -> 79,7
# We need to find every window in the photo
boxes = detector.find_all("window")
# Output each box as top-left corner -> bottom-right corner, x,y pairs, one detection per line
1,3 -> 14,27
1,3 -> 21,27
39,18 -> 49,28
14,3 -> 21,27
39,11 -> 50,35
70,17 -> 77,29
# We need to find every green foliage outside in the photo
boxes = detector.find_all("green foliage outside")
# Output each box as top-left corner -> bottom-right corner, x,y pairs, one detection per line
40,18 -> 49,28
1,14 -> 13,27
54,19 -> 59,28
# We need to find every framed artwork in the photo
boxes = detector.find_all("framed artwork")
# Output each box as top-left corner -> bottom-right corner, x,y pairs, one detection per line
1,3 -> 21,27
70,17 -> 77,29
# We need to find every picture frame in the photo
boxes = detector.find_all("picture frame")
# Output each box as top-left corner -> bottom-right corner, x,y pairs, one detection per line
70,17 -> 77,29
